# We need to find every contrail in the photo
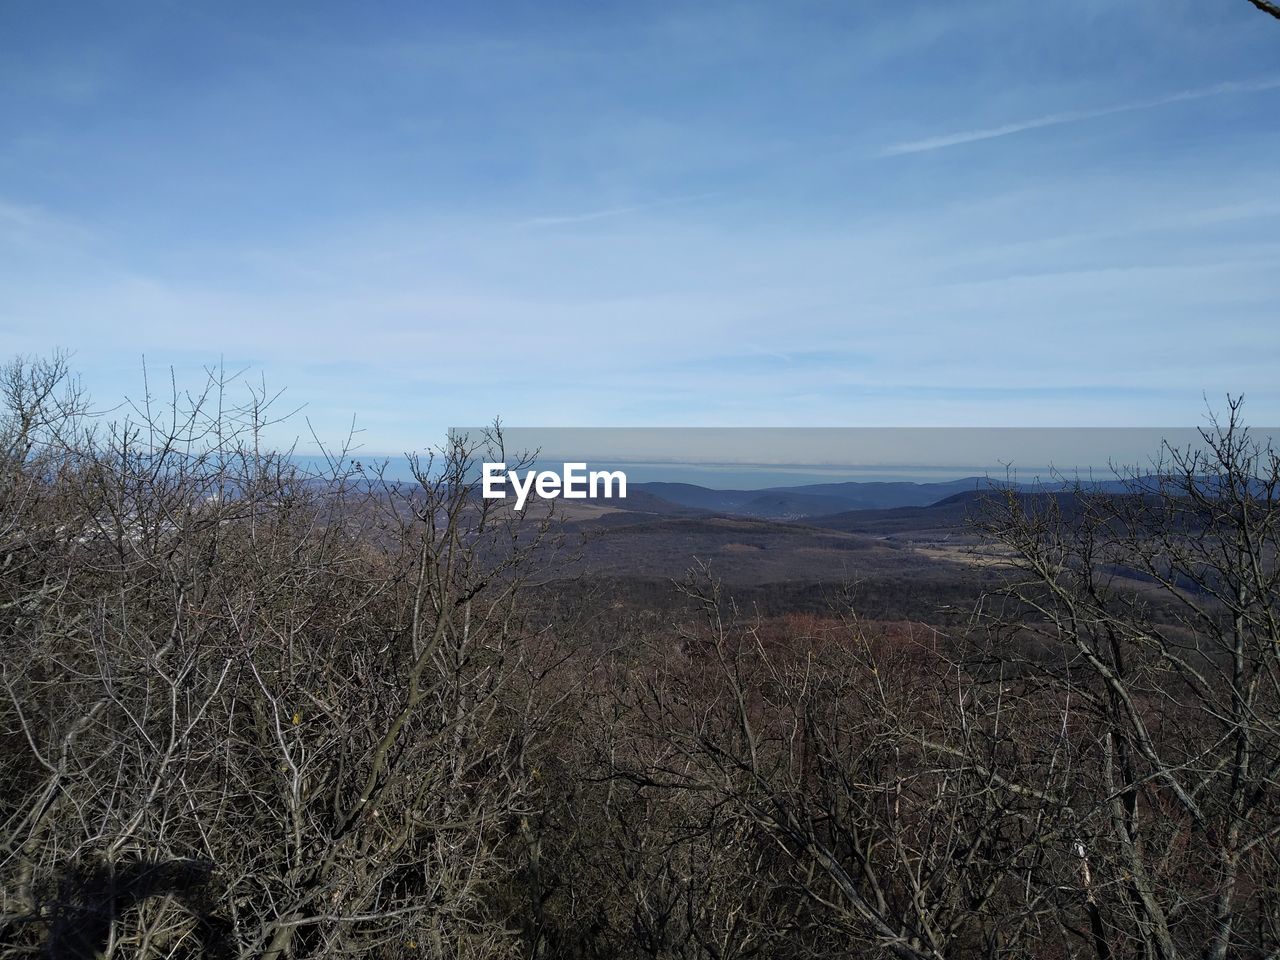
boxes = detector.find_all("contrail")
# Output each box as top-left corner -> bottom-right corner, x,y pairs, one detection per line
880,76 -> 1280,156
516,192 -> 717,228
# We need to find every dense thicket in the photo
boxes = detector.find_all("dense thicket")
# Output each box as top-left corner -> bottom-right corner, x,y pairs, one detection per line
2,356 -> 1277,959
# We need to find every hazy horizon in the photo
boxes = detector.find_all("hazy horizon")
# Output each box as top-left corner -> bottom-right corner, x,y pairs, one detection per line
298,424 -> 1280,488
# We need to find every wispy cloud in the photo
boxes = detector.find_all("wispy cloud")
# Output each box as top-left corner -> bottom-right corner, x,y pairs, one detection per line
0,198 -> 93,252
515,193 -> 715,228
517,204 -> 652,228
881,76 -> 1280,156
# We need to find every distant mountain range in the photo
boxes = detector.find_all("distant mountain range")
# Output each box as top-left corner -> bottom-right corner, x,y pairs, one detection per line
631,478 -> 996,517
542,476 -> 1209,587
631,476 -> 1149,520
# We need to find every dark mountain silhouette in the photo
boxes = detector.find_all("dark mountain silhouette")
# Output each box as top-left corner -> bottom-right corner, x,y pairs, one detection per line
630,476 -> 1164,521
632,477 -> 998,518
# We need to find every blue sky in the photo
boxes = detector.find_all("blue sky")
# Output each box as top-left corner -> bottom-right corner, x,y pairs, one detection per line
2,0 -> 1278,455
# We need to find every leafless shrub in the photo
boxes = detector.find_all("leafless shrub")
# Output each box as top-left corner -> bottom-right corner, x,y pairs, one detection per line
4,358 -> 1277,960
1,359 -> 563,959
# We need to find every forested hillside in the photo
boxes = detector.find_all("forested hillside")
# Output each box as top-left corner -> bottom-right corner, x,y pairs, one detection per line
3,357 -> 1278,959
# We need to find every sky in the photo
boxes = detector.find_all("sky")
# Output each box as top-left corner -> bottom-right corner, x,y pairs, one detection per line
2,0 -> 1278,459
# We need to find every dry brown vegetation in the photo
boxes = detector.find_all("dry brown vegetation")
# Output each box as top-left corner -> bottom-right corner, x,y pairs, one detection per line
2,355 -> 1277,959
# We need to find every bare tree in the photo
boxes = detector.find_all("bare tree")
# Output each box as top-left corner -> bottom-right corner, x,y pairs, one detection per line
6,359 -> 1277,960
614,570 -> 1074,959
1,360 -> 563,958
1244,0 -> 1280,22
971,401 -> 1280,959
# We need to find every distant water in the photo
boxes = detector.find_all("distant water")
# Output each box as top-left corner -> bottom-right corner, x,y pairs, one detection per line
292,454 -> 1053,489
294,424 -> 1280,490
